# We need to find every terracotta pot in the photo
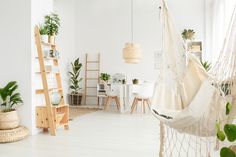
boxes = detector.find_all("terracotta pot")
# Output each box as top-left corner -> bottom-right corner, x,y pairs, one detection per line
48,35 -> 55,44
69,94 -> 82,106
0,110 -> 20,130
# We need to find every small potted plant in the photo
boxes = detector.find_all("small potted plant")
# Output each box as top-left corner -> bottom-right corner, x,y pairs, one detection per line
39,25 -> 48,43
132,79 -> 139,84
44,13 -> 60,44
69,58 -> 83,106
100,73 -> 111,83
181,29 -> 195,41
0,81 -> 23,130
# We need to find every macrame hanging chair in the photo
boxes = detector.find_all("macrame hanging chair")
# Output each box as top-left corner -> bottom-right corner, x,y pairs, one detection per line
151,0 -> 236,156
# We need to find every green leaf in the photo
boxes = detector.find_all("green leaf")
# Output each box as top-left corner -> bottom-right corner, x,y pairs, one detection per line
217,131 -> 226,141
220,147 -> 236,157
224,124 -> 236,142
226,102 -> 232,115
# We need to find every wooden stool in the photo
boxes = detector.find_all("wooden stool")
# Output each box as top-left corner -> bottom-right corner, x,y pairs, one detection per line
104,96 -> 120,111
130,98 -> 151,114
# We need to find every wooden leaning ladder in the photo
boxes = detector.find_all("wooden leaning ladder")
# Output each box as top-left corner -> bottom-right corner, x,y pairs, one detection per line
34,26 -> 69,136
84,53 -> 100,106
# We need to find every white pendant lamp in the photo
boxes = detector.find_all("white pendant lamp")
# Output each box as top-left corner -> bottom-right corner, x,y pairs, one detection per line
122,0 -> 142,64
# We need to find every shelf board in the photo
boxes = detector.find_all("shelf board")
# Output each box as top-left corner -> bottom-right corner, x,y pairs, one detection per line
36,57 -> 58,60
35,71 -> 59,74
35,88 -> 63,94
86,78 -> 99,80
36,103 -> 69,109
41,42 -> 56,47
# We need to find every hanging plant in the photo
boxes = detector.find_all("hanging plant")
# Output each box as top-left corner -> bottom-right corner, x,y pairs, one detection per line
216,102 -> 236,157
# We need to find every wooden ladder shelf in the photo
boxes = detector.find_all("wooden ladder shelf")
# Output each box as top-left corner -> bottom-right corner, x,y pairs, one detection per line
84,53 -> 100,106
34,26 -> 69,136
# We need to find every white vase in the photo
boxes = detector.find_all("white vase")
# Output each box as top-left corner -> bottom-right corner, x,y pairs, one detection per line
41,35 -> 48,43
50,91 -> 61,106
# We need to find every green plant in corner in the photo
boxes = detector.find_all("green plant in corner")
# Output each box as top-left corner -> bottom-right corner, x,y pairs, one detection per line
201,61 -> 211,71
216,102 -> 236,157
182,29 -> 195,40
100,73 -> 111,82
44,13 -> 60,36
69,58 -> 83,95
0,81 -> 23,112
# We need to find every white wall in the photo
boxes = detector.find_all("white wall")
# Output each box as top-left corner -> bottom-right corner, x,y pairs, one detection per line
0,0 -> 32,132
54,0 -> 77,101
75,0 -> 206,81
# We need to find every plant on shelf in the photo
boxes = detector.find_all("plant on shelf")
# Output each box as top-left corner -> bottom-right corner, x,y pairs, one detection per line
69,58 -> 83,106
216,102 -> 236,157
100,73 -> 111,83
132,79 -> 139,84
39,25 -> 48,43
43,13 -> 60,44
201,61 -> 211,72
182,29 -> 195,41
0,81 -> 23,130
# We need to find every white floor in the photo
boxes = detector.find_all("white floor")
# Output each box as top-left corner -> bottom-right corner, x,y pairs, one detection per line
0,109 -> 159,157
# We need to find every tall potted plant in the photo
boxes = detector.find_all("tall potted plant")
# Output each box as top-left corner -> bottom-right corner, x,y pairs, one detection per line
69,58 -> 83,106
44,13 -> 60,44
0,81 -> 23,130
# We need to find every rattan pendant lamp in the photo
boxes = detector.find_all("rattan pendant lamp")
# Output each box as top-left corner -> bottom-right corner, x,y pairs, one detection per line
122,0 -> 142,64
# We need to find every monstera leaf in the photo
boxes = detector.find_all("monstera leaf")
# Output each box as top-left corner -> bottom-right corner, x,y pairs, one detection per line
220,147 -> 236,157
224,124 -> 236,142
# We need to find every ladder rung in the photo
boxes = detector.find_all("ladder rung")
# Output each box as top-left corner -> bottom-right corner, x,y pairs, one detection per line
87,61 -> 99,63
86,87 -> 97,88
86,78 -> 98,80
86,95 -> 97,97
35,71 -> 60,74
36,88 -> 63,94
86,69 -> 99,71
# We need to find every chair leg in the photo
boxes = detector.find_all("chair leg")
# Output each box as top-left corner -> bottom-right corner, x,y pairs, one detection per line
114,97 -> 120,111
131,98 -> 137,114
145,99 -> 151,110
104,97 -> 111,110
142,99 -> 146,114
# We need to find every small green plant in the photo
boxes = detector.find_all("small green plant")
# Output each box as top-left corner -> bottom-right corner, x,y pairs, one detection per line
44,13 -> 60,36
0,81 -> 23,112
69,58 -> 83,94
216,102 -> 236,157
132,79 -> 139,84
39,25 -> 47,35
100,73 -> 110,82
182,29 -> 195,40
201,61 -> 211,71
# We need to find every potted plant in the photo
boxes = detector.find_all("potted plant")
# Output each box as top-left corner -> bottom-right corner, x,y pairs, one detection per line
100,73 -> 111,83
44,13 -> 60,44
39,25 -> 48,43
132,79 -> 139,84
69,58 -> 83,106
0,81 -> 23,130
181,29 -> 195,41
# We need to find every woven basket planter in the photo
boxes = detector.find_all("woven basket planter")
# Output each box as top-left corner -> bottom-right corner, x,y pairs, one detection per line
0,126 -> 29,143
0,110 -> 20,130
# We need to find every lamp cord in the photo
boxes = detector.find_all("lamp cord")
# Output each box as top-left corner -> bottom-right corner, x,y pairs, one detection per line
131,0 -> 134,43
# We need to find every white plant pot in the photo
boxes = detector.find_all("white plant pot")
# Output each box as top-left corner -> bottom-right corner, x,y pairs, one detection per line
0,110 -> 20,130
41,35 -> 48,43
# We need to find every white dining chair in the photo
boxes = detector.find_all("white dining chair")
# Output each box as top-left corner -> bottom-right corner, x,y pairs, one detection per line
130,82 -> 155,114
102,81 -> 120,111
